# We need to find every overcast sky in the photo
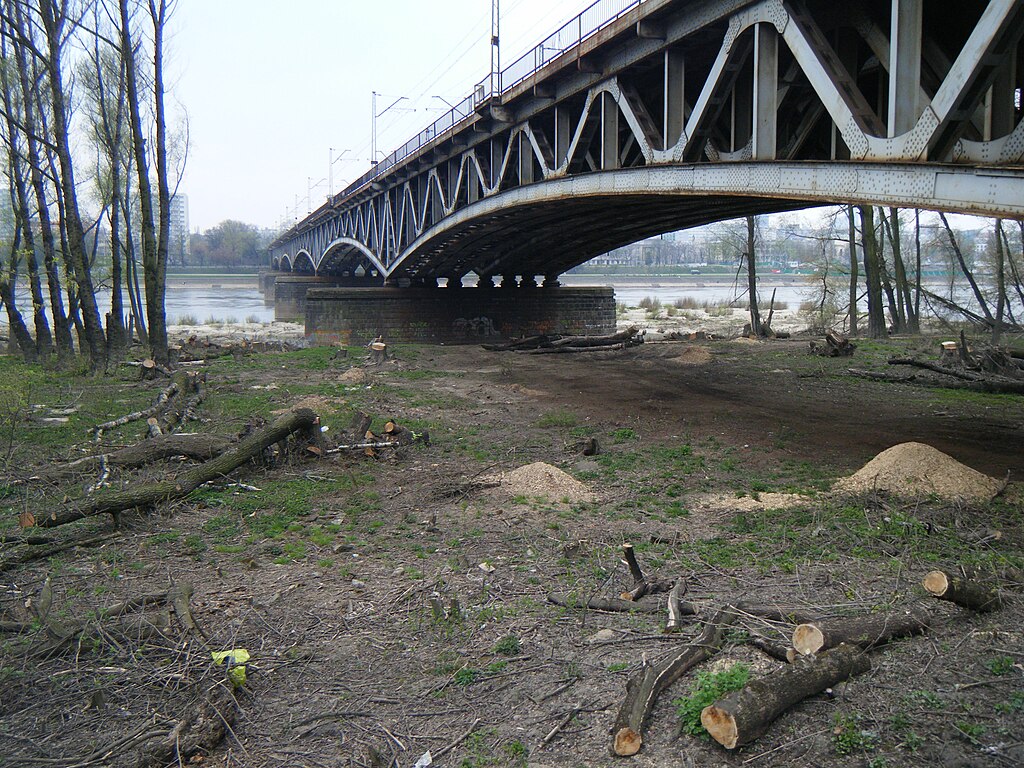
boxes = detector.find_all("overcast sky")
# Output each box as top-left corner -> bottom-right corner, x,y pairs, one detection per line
172,0 -> 597,232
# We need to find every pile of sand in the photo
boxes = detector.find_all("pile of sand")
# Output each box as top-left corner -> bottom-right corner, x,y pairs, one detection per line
499,462 -> 595,503
833,442 -> 1004,503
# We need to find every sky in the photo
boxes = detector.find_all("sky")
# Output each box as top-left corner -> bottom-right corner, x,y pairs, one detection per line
171,0 -> 598,232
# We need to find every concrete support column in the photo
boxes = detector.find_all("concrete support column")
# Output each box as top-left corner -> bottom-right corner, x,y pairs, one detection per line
752,23 -> 778,160
664,49 -> 686,150
601,92 -> 620,169
888,0 -> 923,137
555,107 -> 571,167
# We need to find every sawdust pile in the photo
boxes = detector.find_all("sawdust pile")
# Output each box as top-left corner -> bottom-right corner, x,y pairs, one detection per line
499,462 -> 596,503
670,346 -> 712,365
833,442 -> 1003,503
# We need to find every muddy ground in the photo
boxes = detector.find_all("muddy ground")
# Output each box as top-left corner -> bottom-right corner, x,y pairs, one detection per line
1,334 -> 1022,768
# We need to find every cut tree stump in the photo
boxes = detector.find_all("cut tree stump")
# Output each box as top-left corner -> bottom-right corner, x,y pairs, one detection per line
610,607 -> 738,756
923,570 -> 1003,611
791,606 -> 930,656
29,408 -> 321,528
701,643 -> 871,749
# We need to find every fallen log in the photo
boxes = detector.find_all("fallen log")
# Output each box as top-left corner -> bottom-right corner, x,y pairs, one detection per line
548,327 -> 640,349
482,334 -> 561,351
923,570 -> 1003,612
888,357 -> 1024,394
9,433 -> 233,486
29,408 -> 321,528
610,607 -> 738,756
791,605 -> 930,656
701,643 -> 870,749
546,592 -> 679,615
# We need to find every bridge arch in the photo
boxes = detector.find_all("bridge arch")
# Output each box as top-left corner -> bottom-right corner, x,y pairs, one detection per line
318,237 -> 387,278
391,161 -> 1024,282
279,254 -> 293,272
292,250 -> 315,274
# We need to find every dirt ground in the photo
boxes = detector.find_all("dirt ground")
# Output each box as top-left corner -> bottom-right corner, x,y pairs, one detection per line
1,335 -> 1022,768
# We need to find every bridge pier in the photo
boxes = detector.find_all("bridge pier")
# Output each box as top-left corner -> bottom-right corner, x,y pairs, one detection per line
304,286 -> 615,346
273,274 -> 382,322
258,270 -> 277,304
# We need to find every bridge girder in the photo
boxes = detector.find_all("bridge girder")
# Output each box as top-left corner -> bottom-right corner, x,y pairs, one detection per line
273,0 -> 1024,278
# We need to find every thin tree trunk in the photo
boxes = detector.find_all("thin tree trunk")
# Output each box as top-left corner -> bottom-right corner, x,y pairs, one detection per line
859,206 -> 886,338
914,209 -> 922,328
37,0 -> 107,371
939,212 -> 994,322
847,206 -> 858,336
993,220 -> 1006,345
746,215 -> 762,336
9,2 -> 73,360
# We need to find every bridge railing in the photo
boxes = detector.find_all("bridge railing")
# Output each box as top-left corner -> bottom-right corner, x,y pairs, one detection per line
336,0 -> 645,205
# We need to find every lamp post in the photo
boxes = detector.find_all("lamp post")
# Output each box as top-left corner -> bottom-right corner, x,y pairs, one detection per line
329,147 -> 351,198
372,91 -> 410,166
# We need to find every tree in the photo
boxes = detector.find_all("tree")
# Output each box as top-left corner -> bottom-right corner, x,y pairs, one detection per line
118,0 -> 178,365
859,206 -> 886,338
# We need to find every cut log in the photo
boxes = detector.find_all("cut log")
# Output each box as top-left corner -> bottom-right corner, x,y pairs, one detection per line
701,643 -> 870,749
29,408 -> 321,528
610,607 -> 738,756
546,592 -> 681,615
791,606 -> 930,656
664,579 -> 689,633
923,570 -> 1003,611
548,327 -> 640,349
810,330 -> 856,357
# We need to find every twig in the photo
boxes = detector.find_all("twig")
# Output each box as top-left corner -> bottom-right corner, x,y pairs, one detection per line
431,718 -> 481,760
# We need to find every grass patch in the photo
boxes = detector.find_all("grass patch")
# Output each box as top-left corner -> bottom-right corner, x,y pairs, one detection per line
675,663 -> 751,736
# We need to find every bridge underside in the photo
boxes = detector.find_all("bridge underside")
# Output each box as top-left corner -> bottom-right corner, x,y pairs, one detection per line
399,190 -> 806,283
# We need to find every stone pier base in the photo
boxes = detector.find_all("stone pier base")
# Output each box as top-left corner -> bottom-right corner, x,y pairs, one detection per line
305,286 -> 616,345
273,274 -> 381,321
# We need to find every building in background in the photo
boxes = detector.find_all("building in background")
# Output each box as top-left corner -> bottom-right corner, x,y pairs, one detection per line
169,194 -> 190,266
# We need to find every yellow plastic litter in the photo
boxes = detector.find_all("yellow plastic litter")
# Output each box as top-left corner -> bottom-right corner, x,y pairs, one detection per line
211,648 -> 250,687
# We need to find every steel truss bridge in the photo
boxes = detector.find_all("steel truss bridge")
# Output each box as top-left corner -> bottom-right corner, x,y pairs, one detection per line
271,0 -> 1024,286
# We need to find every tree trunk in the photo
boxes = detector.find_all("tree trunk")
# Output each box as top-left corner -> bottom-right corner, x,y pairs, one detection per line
859,205 -> 886,338
611,607 -> 738,756
939,212 -> 993,323
8,2 -> 73,360
38,0 -> 108,372
791,606 -> 930,656
119,0 -> 165,363
746,215 -> 762,337
993,220 -> 1006,345
701,644 -> 871,749
847,206 -> 859,336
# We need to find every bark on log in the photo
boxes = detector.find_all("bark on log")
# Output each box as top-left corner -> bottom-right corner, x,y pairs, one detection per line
664,579 -> 689,633
701,643 -> 871,749
610,607 -> 738,756
548,327 -> 640,349
31,409 -> 320,528
888,358 -> 1024,394
923,570 -> 1004,611
10,433 -> 233,485
546,592 -> 682,615
791,606 -> 930,656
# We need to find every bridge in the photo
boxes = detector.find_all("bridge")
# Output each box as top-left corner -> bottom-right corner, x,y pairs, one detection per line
268,0 -> 1024,341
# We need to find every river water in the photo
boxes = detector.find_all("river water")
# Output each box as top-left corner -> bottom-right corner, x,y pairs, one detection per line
7,275 -> 1009,328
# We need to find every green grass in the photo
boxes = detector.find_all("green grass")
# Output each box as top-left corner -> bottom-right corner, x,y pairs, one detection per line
675,663 -> 751,736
